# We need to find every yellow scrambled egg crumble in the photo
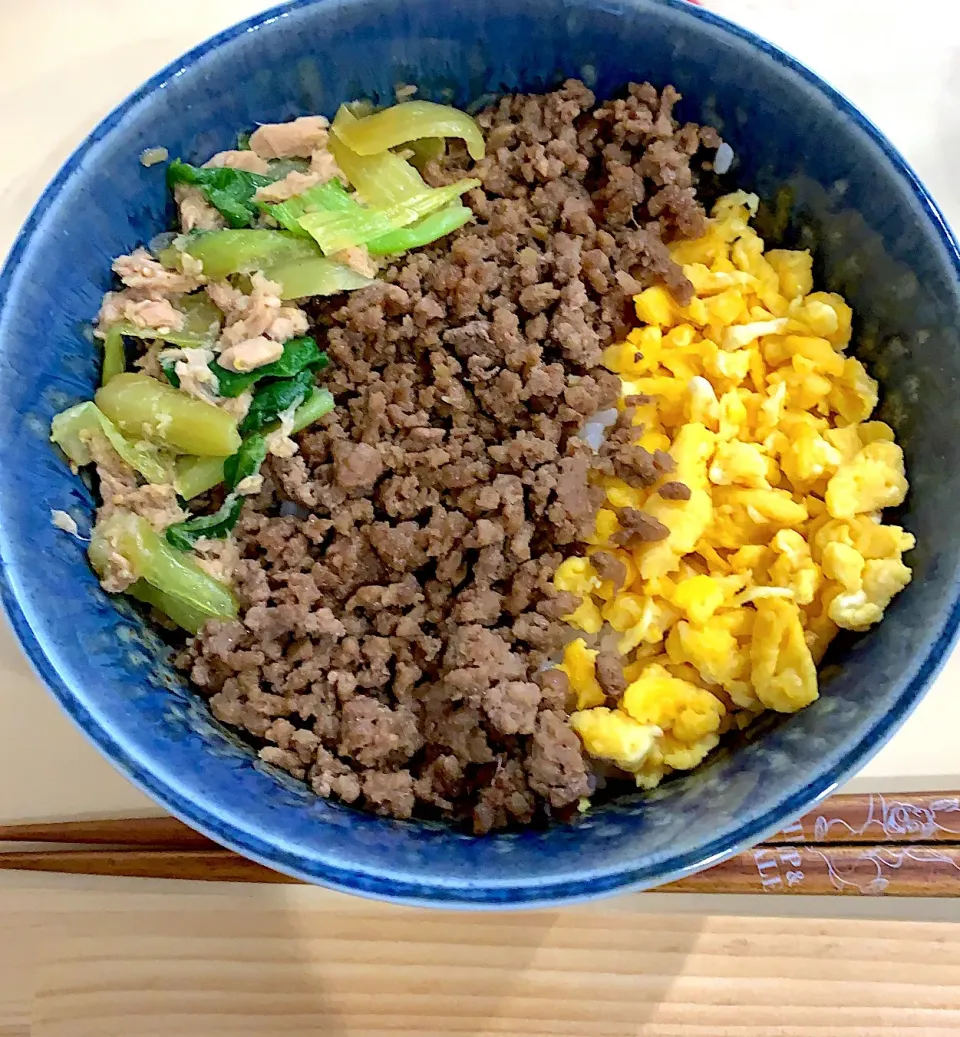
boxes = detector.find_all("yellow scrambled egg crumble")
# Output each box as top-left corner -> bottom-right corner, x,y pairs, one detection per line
558,191 -> 914,789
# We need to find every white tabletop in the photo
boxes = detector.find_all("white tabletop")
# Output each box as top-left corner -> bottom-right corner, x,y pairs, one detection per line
1,0 -> 958,830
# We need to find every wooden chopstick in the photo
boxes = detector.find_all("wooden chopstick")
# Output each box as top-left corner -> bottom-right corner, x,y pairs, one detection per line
1,791 -> 957,848
0,842 -> 958,896
2,792 -> 959,896
0,815 -> 214,848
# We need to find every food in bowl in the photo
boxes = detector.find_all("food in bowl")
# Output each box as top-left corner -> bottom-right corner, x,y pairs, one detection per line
49,78 -> 912,834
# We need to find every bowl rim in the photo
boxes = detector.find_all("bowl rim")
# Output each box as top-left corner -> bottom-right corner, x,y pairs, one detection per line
2,0 -> 960,909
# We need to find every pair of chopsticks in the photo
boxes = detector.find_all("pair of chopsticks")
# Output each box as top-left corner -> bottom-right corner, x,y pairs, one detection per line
2,791 -> 959,895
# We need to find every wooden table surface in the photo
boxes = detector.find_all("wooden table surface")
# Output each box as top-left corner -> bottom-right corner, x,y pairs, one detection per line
2,2 -> 960,1034
1,875 -> 959,1037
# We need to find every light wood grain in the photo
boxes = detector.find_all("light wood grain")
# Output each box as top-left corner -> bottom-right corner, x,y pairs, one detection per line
25,904 -> 960,1037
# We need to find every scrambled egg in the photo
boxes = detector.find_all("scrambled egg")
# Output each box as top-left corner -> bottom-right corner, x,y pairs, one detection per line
558,191 -> 914,788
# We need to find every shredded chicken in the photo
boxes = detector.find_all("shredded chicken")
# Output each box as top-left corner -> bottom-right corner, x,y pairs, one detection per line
203,149 -> 271,175
264,402 -> 300,459
193,536 -> 241,584
249,116 -> 329,159
333,245 -> 379,279
254,170 -> 324,204
218,335 -> 283,373
97,293 -> 184,333
83,433 -> 185,533
174,184 -> 225,233
210,273 -> 308,350
220,391 -> 253,422
235,474 -> 264,496
159,347 -> 220,402
116,483 -> 187,532
112,248 -> 204,295
310,148 -> 342,179
254,146 -> 343,203
134,342 -> 166,380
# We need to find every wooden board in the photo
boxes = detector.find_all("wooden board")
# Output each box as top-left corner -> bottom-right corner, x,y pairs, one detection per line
3,881 -> 960,1036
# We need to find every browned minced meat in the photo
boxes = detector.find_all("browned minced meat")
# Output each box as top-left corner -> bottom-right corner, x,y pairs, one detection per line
613,507 -> 671,545
183,80 -> 720,833
592,550 -> 627,589
596,647 -> 627,699
658,480 -> 692,501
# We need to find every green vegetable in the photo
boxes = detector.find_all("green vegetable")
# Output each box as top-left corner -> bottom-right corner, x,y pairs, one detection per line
223,433 -> 268,491
211,336 -> 327,398
333,100 -> 485,161
159,230 -> 320,281
171,389 -> 334,500
166,159 -> 273,229
266,256 -> 376,300
298,179 -> 479,255
165,494 -> 245,551
263,179 -> 355,236
236,131 -> 252,151
127,579 -> 218,636
401,137 -> 446,171
266,157 -> 311,179
291,387 -> 335,433
50,402 -> 174,484
367,203 -> 472,255
160,358 -> 181,389
109,292 -> 222,349
174,455 -> 226,500
89,511 -> 237,633
330,108 -> 429,207
100,326 -> 126,385
267,172 -> 469,257
96,373 -> 241,457
239,369 -> 314,436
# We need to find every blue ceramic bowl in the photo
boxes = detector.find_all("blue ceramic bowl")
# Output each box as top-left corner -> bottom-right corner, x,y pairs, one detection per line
1,0 -> 959,908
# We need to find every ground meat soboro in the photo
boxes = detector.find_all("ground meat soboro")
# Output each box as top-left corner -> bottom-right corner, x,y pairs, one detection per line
183,80 -> 720,833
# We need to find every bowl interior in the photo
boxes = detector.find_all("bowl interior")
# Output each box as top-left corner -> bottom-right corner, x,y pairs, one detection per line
1,0 -> 959,906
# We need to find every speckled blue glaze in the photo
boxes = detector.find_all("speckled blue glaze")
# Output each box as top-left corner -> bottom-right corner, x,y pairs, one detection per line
1,0 -> 959,908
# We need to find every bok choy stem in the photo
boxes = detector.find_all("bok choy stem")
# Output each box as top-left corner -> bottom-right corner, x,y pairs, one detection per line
333,100 -> 485,161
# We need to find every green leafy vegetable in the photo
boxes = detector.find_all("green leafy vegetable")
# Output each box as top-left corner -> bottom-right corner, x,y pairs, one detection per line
166,159 -> 273,229
96,373 -> 241,457
174,455 -> 226,501
239,369 -> 314,437
165,494 -> 245,551
211,337 -> 327,398
223,433 -> 268,491
108,291 -> 221,349
262,179 -> 355,236
291,387 -> 335,433
50,402 -> 174,484
88,511 -> 237,633
330,108 -> 429,207
298,179 -> 479,255
159,357 -> 180,389
236,131 -> 252,151
266,174 -> 470,258
367,203 -> 472,255
333,100 -> 485,161
100,326 -> 126,385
